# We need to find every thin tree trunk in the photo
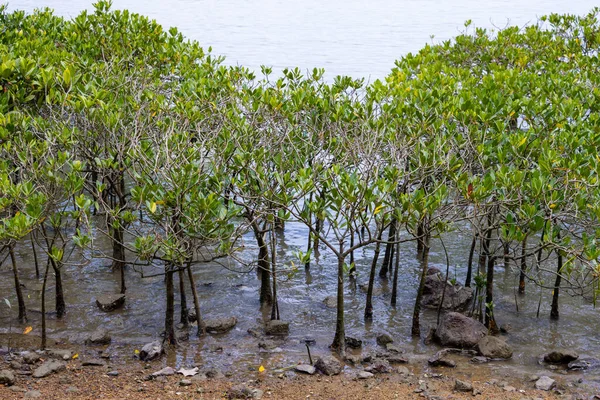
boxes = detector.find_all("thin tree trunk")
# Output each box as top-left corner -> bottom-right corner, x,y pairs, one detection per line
53,264 -> 65,318
364,230 -> 383,320
416,221 -> 424,259
411,232 -> 430,337
465,233 -> 477,287
518,235 -> 528,294
391,229 -> 401,306
9,245 -> 27,323
253,222 -> 272,305
164,265 -> 176,345
270,229 -> 280,320
485,256 -> 498,333
31,231 -> 40,279
379,220 -> 396,278
186,262 -> 204,336
111,223 -> 126,294
550,228 -> 562,320
178,267 -> 189,328
331,253 -> 346,355
40,258 -> 50,350
349,229 -> 356,280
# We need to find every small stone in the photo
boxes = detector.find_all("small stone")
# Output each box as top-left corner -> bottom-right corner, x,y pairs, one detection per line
314,356 -> 342,376
397,366 -> 410,375
107,371 -> 119,376
345,336 -> 362,349
476,336 -> 513,359
25,390 -> 42,398
82,359 -> 106,367
503,386 -> 516,392
455,379 -> 473,392
85,328 -> 112,345
179,379 -> 192,386
295,364 -> 316,375
385,343 -> 404,353
47,349 -> 73,360
535,376 -> 556,391
543,350 -> 579,364
365,359 -> 391,374
265,320 -> 289,336
66,386 -> 79,394
95,294 -> 126,311
323,296 -> 337,308
205,317 -> 237,333
0,369 -> 15,385
151,366 -> 175,377
139,340 -> 164,361
32,360 -> 66,378
471,356 -> 489,363
228,384 -> 262,399
357,371 -> 374,379
376,333 -> 393,346
22,352 -> 41,364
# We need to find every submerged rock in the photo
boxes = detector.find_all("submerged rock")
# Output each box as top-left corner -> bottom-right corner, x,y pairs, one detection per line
476,336 -> 513,359
345,336 -> 362,349
32,360 -> 66,378
323,296 -> 337,308
422,273 -> 473,311
205,317 -> 237,333
435,312 -> 487,348
0,369 -> 15,386
139,340 -> 164,361
543,349 -> 579,364
95,294 -> 125,312
265,320 -> 289,336
376,333 -> 394,346
314,356 -> 342,376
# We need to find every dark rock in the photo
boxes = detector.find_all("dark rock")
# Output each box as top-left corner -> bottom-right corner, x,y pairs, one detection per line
359,284 -> 383,296
454,379 -> 473,392
544,349 -> 579,364
247,327 -> 263,338
428,350 -> 457,368
265,320 -> 289,336
365,359 -> 391,374
344,355 -> 361,365
32,360 -> 66,378
345,336 -> 362,349
107,371 -> 119,376
434,312 -> 487,348
385,343 -> 404,354
10,361 -> 23,370
476,336 -> 513,359
471,356 -> 489,363
314,356 -> 342,376
204,368 -> 225,379
0,369 -> 15,386
85,328 -> 111,345
386,355 -> 409,364
187,311 -> 197,323
323,296 -> 337,308
139,341 -> 164,361
22,352 -> 41,364
205,317 -> 237,333
95,294 -> 125,312
82,359 -> 106,367
258,340 -> 278,350
376,333 -> 394,346
568,358 -> 600,371
424,327 -> 436,345
294,364 -> 316,375
422,274 -> 473,311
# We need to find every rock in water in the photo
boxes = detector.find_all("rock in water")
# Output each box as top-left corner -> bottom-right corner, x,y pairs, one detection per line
535,376 -> 555,391
323,296 -> 337,308
422,274 -> 473,311
543,349 -> 579,364
314,356 -> 342,376
428,350 -> 457,368
376,333 -> 394,346
139,340 -> 164,361
265,320 -> 289,336
85,328 -> 111,345
32,360 -> 66,378
454,379 -> 473,392
345,336 -> 362,349
476,336 -> 513,359
435,312 -> 487,348
294,364 -> 316,375
205,317 -> 237,333
95,294 -> 125,312
0,370 -> 15,385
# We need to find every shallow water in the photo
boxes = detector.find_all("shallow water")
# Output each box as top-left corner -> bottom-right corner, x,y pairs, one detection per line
1,218 -> 599,389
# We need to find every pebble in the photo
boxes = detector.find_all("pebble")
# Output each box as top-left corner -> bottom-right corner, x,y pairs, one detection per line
107,370 -> 119,376
179,379 -> 192,386
25,390 -> 42,398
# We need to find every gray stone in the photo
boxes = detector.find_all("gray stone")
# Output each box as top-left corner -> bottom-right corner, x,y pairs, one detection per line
471,356 -> 490,363
8,386 -> 26,392
376,333 -> 394,346
345,336 -> 362,349
95,294 -> 126,312
179,379 -> 192,386
357,371 -> 374,379
503,385 -> 516,392
323,296 -> 337,308
365,358 -> 391,374
22,352 -> 41,364
85,328 -> 111,345
314,356 -> 342,376
0,369 -> 15,386
386,355 -> 409,364
139,340 -> 164,361
422,274 -> 473,311
428,350 -> 457,368
228,384 -> 263,399
25,390 -> 42,398
397,366 -> 410,375
385,343 -> 404,354
107,371 -> 119,376
434,312 -> 487,348
454,379 -> 473,392
294,364 -> 316,375
65,386 -> 79,394
151,366 -> 175,377
265,320 -> 289,336
47,349 -> 73,360
535,376 -> 556,391
476,336 -> 513,359
544,350 -> 579,364
82,359 -> 106,367
32,360 -> 66,378
568,358 -> 600,371
205,317 -> 237,333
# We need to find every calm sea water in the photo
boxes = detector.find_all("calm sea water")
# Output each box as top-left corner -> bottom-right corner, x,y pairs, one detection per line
7,0 -> 600,79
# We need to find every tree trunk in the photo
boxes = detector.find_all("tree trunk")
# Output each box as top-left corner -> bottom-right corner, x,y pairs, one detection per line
9,245 -> 27,323
186,262 -> 204,336
550,229 -> 562,320
270,229 -> 280,320
411,233 -> 430,337
53,264 -> 66,319
465,233 -> 477,287
331,253 -> 346,354
40,259 -> 50,350
253,222 -> 272,305
364,230 -> 383,320
485,256 -> 498,333
165,265 -> 176,345
518,235 -> 528,294
178,267 -> 189,327
416,221 -> 424,259
349,229 -> 356,280
391,229 -> 401,306
31,232 -> 40,279
379,220 -> 396,278
111,222 -> 126,294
